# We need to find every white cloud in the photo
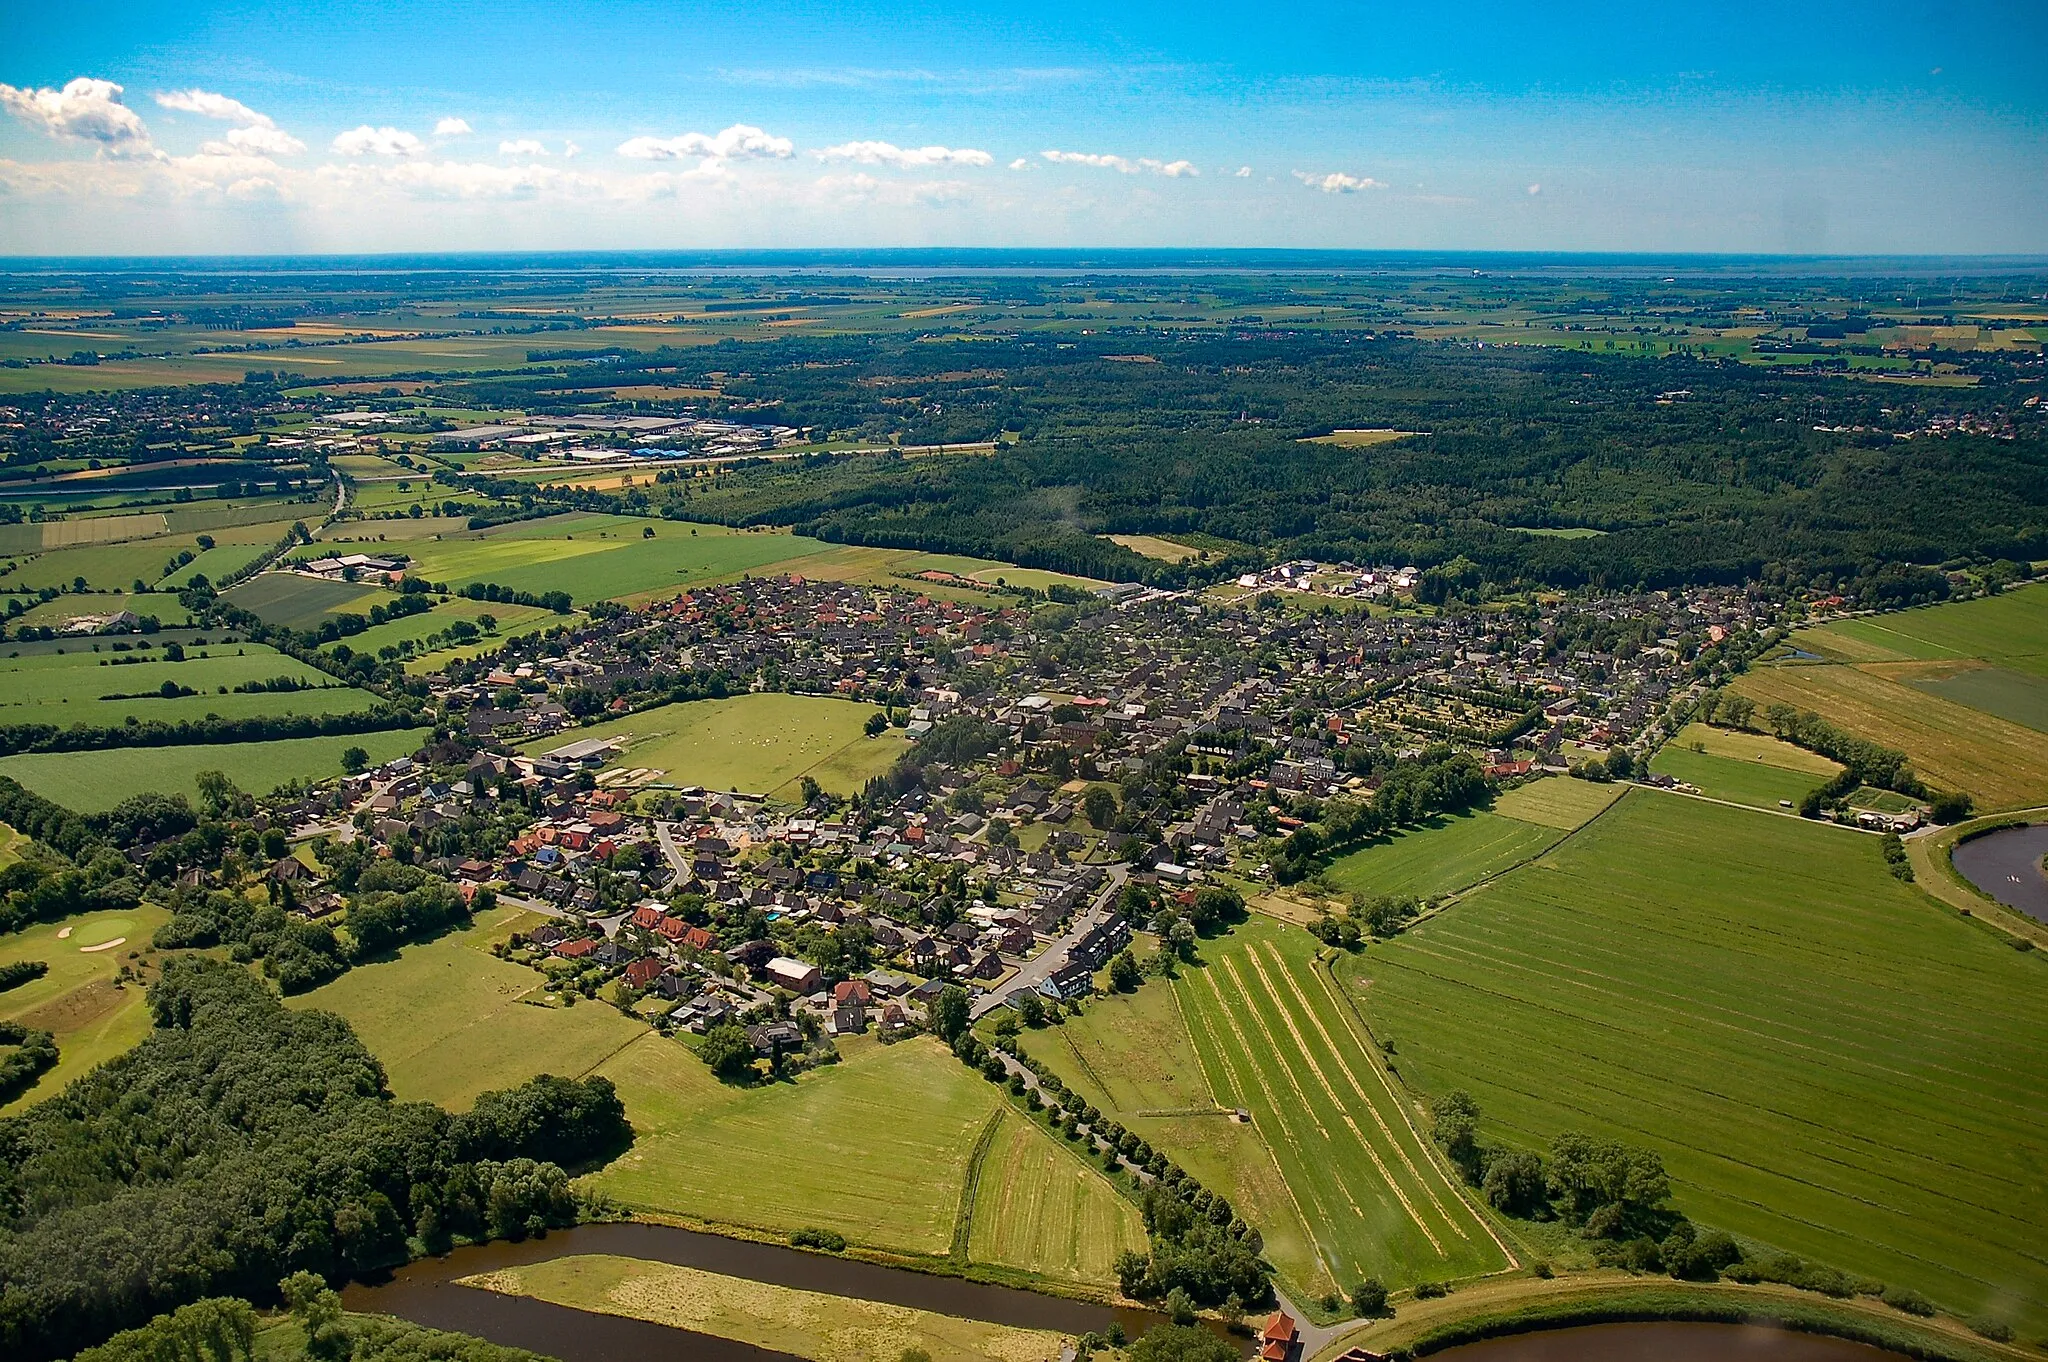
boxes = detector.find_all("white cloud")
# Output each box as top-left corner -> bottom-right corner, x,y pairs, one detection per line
500,139 -> 549,157
1527,182 -> 1542,196
316,158 -> 593,201
1234,165 -> 1252,178
616,124 -> 792,161
1294,170 -> 1386,193
0,78 -> 155,154
563,140 -> 581,159
155,88 -> 275,128
1008,157 -> 1029,171
434,117 -> 473,137
332,126 -> 426,157
813,140 -> 993,169
209,124 -> 305,156
1040,150 -> 1194,177
813,172 -> 972,207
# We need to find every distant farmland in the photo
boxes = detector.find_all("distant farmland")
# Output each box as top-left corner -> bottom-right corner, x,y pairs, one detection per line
1360,789 -> 2048,1333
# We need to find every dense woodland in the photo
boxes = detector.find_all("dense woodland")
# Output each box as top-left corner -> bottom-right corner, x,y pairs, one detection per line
441,333 -> 2048,595
0,959 -> 630,1361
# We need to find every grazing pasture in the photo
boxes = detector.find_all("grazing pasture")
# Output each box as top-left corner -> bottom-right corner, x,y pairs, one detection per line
0,726 -> 423,809
0,905 -> 171,1114
463,1256 -> 1066,1362
1648,725 -> 1841,809
965,1110 -> 1146,1286
394,515 -> 828,603
1324,811 -> 1561,901
0,643 -> 378,728
1489,775 -> 1625,830
1359,789 -> 2048,1333
1800,586 -> 2048,676
537,693 -> 904,799
287,906 -> 643,1110
585,1032 -> 999,1257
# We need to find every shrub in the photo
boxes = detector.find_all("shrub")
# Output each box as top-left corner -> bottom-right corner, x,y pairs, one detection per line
790,1228 -> 847,1252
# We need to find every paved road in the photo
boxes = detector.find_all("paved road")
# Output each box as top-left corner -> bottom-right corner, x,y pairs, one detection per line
654,820 -> 691,879
969,864 -> 1129,1019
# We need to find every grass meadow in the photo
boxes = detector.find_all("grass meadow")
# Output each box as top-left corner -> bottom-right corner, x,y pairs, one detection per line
1322,776 -> 1623,901
965,1110 -> 1146,1287
0,642 -> 379,728
1801,586 -> 2048,675
539,694 -> 905,799
585,1031 -> 1001,1258
0,904 -> 170,1114
461,1256 -> 1066,1362
288,906 -> 644,1110
0,726 -> 423,809
395,515 -> 828,603
1648,724 -> 1841,809
1358,788 -> 2048,1333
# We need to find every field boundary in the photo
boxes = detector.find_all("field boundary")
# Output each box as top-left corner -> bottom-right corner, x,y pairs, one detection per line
952,1107 -> 1006,1263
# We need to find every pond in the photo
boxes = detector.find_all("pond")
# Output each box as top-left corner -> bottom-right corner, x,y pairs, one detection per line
343,1221 -> 1148,1362
1951,823 -> 2048,924
1430,1321 -> 1916,1362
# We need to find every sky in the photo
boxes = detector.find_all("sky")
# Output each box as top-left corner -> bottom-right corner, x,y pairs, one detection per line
1,1 -> 2044,257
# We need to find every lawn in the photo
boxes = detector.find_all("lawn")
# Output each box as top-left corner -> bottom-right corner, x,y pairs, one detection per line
0,642 -> 380,728
584,1031 -> 1001,1257
965,1110 -> 1146,1287
0,904 -> 171,1114
1323,811 -> 1562,902
462,1256 -> 1065,1362
396,516 -> 830,604
1732,660 -> 2048,810
223,573 -> 392,631
287,905 -> 644,1110
0,727 -> 423,810
538,694 -> 906,799
1359,788 -> 2048,1333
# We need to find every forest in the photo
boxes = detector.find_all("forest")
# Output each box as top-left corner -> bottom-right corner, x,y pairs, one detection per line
436,332 -> 2048,594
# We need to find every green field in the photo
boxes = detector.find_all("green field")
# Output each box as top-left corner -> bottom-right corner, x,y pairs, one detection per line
965,1110 -> 1147,1286
1909,665 -> 2048,734
222,574 -> 391,630
463,1256 -> 1066,1362
1324,811 -> 1562,901
394,515 -> 830,604
1647,726 -> 1839,810
1026,919 -> 1512,1301
586,1031 -> 1001,1257
156,540 -> 275,588
539,693 -> 906,799
0,905 -> 171,1114
288,905 -> 644,1109
1359,788 -> 2048,1332
1801,586 -> 2048,676
0,541 -> 214,592
0,727 -> 423,809
320,597 -> 556,664
1323,776 -> 1623,901
0,643 -> 379,727
14,591 -> 195,630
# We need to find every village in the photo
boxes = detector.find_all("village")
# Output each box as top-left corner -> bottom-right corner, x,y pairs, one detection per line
251,565 -> 1782,1075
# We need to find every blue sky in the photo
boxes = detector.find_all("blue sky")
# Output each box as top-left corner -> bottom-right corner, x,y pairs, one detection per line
1,1 -> 2044,255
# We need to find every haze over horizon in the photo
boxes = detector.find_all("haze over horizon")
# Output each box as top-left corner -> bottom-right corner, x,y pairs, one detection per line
1,1 -> 2045,258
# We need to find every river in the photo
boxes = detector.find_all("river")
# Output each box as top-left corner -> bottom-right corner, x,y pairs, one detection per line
1430,1321 -> 1916,1362
1951,823 -> 2048,923
342,1221 -> 1151,1362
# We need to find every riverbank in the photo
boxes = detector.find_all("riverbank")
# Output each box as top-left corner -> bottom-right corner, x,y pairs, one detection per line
1305,1274 -> 2039,1362
1907,808 -> 2048,949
